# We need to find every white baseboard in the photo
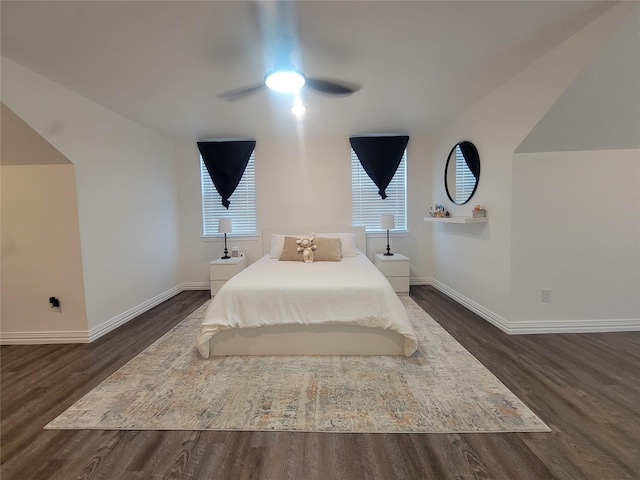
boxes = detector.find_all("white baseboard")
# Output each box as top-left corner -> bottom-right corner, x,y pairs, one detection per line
0,330 -> 90,344
427,279 -> 511,333
505,318 -> 640,334
411,277 -> 640,335
180,282 -> 210,290
86,285 -> 184,342
0,283 -> 210,345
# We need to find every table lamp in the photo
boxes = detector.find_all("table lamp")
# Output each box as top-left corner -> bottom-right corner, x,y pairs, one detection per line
218,218 -> 232,259
381,214 -> 395,256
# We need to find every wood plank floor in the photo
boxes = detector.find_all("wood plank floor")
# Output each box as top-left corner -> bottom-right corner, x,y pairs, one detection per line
2,286 -> 639,480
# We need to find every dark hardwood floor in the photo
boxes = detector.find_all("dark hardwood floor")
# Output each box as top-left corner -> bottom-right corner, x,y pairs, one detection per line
2,286 -> 639,480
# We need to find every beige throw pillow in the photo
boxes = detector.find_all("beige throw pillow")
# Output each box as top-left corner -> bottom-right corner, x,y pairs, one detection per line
313,237 -> 342,262
279,236 -> 305,261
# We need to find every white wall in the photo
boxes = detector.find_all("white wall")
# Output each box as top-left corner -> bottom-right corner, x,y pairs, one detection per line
176,134 -> 434,285
426,2 -> 636,329
1,57 -> 181,334
1,165 -> 88,339
510,150 -> 639,331
508,7 -> 640,331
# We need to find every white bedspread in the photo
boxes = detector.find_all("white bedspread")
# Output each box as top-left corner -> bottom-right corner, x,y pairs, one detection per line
197,254 -> 418,358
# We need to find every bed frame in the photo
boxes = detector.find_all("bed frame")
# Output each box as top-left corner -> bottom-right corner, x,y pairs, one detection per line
206,225 -> 407,356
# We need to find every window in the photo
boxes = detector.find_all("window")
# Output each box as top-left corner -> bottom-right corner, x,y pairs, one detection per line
351,148 -> 407,232
454,145 -> 475,204
201,152 -> 257,236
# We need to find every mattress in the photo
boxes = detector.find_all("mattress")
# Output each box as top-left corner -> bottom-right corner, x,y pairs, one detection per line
196,253 -> 418,357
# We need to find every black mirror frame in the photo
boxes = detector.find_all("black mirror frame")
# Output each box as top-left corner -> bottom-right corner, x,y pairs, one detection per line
444,141 -> 480,205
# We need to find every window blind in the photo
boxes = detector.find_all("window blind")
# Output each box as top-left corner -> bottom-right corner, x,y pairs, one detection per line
351,148 -> 407,232
455,146 -> 475,204
201,152 -> 257,236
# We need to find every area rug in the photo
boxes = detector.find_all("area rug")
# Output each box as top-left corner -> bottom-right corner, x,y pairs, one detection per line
46,297 -> 549,433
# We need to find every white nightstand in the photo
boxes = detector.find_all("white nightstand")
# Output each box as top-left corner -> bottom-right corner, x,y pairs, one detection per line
209,256 -> 247,297
374,253 -> 410,295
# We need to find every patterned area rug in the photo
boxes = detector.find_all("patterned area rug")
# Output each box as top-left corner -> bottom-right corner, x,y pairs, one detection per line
46,297 -> 549,433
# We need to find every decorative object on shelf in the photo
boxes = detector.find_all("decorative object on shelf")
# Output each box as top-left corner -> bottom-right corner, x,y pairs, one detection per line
472,206 -> 486,218
218,218 -> 232,259
231,246 -> 240,257
425,202 -> 488,224
381,214 -> 395,256
445,141 -> 480,205
429,204 -> 449,218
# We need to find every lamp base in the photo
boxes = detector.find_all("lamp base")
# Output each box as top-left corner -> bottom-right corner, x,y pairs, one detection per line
221,233 -> 230,259
384,230 -> 394,256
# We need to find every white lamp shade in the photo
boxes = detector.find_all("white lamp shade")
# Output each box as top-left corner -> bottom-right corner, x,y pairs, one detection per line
218,218 -> 232,234
381,214 -> 395,230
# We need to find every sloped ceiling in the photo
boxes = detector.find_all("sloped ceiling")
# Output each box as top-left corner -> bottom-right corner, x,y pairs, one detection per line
517,6 -> 640,153
0,102 -> 72,165
0,1 -> 618,140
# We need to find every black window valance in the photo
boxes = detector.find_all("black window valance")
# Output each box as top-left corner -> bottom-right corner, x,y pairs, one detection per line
197,140 -> 256,209
349,135 -> 409,199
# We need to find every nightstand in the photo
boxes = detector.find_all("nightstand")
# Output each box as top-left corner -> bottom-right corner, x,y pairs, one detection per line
209,256 -> 247,296
374,253 -> 410,295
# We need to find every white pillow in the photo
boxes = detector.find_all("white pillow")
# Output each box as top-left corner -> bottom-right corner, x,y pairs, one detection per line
312,232 -> 360,257
269,234 -> 305,258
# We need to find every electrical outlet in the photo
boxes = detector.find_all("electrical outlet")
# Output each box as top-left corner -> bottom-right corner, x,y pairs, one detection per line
49,296 -> 62,312
541,289 -> 551,302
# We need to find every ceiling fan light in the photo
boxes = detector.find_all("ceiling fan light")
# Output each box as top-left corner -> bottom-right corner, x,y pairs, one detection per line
291,103 -> 306,117
265,70 -> 306,93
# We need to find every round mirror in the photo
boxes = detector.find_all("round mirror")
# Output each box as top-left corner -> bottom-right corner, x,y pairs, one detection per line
445,141 -> 480,205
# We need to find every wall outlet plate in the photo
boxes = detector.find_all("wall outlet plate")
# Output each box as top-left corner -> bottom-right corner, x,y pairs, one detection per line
542,289 -> 552,302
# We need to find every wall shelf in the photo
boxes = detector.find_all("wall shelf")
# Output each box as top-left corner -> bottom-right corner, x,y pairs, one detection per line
424,216 -> 488,224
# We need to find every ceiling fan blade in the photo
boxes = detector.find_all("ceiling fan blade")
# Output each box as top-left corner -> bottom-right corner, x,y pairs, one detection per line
218,83 -> 265,102
306,78 -> 361,96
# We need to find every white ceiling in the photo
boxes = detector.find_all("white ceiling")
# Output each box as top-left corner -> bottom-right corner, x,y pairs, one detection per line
0,1 -> 616,140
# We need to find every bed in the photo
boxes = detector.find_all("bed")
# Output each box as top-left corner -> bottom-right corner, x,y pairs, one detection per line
196,226 -> 418,357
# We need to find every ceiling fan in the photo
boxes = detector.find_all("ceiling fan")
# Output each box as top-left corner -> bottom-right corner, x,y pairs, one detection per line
218,29 -> 361,102
218,60 -> 361,102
